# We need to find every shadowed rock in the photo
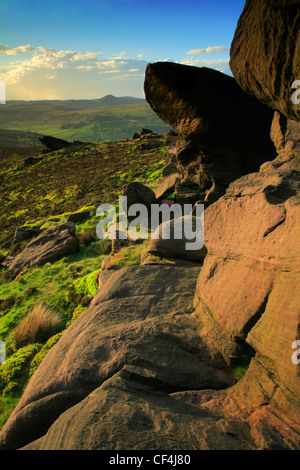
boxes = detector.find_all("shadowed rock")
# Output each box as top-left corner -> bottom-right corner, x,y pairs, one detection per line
144,62 -> 275,206
67,210 -> 90,223
13,226 -> 42,244
39,135 -> 71,152
8,222 -> 79,277
230,0 -> 300,122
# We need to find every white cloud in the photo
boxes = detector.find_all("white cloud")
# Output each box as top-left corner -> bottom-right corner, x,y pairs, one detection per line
0,43 -> 233,99
187,46 -> 229,55
71,51 -> 101,61
177,58 -> 231,76
0,44 -> 54,55
0,44 -> 149,99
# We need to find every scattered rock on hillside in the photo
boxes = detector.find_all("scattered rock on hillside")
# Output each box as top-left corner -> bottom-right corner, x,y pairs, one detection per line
148,215 -> 207,263
122,181 -> 156,218
230,0 -> 300,121
144,62 -> 275,206
139,128 -> 153,136
13,226 -> 42,244
39,135 -> 72,152
8,222 -> 79,277
155,173 -> 180,203
67,210 -> 91,223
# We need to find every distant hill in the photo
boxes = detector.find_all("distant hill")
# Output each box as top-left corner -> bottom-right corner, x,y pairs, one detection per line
0,129 -> 43,147
5,95 -> 146,110
0,96 -> 172,145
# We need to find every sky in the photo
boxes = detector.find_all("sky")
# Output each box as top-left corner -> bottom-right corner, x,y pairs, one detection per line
0,0 -> 246,100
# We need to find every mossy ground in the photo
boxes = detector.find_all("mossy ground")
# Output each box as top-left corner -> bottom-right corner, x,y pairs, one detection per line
0,133 -> 175,430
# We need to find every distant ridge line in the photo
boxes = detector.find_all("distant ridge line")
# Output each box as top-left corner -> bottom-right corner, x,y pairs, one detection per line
5,95 -> 146,109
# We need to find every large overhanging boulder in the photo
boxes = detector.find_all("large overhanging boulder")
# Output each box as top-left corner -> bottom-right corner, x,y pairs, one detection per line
230,0 -> 300,121
144,62 -> 275,206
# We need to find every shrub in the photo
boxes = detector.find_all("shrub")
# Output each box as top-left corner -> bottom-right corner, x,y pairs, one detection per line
29,332 -> 64,377
74,269 -> 99,298
0,343 -> 41,390
78,228 -> 96,246
14,303 -> 65,349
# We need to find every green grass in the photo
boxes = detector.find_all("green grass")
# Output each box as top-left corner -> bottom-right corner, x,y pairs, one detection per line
229,362 -> 250,381
0,132 -> 176,431
0,135 -> 173,251
0,102 -> 171,143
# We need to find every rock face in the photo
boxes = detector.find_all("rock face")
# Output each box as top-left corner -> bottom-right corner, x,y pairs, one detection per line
271,111 -> 300,158
230,0 -> 300,122
190,148 -> 300,449
8,222 -> 79,277
144,62 -> 275,206
1,2 -> 300,452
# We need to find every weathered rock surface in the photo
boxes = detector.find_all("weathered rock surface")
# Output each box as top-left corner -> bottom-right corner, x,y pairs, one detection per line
21,366 -> 252,451
122,181 -> 156,213
230,0 -> 300,122
271,111 -> 300,158
190,149 -> 300,448
148,215 -> 207,263
8,222 -> 79,277
13,226 -> 42,244
0,264 -> 238,450
155,173 -> 180,203
144,62 -> 275,206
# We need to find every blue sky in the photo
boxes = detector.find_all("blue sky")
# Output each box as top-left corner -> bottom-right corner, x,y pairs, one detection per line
0,0 -> 246,100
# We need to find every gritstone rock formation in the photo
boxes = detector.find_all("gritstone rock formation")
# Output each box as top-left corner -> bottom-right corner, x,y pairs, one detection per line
230,0 -> 300,122
0,1 -> 299,451
144,62 -> 275,206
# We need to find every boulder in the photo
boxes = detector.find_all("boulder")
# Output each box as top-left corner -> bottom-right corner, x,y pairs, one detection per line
148,215 -> 207,263
230,0 -> 300,122
121,181 -> 156,218
144,62 -> 275,206
66,210 -> 90,223
155,173 -> 180,203
39,135 -> 71,152
13,226 -> 42,244
139,128 -> 153,136
161,154 -> 180,177
8,222 -> 79,277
